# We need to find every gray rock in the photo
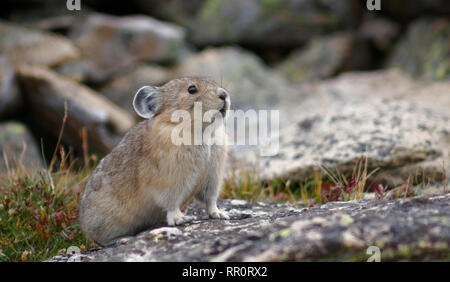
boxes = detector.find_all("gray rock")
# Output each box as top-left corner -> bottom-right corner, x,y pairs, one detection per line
261,98 -> 449,185
0,121 -> 44,173
253,70 -> 450,185
357,15 -> 400,51
134,0 -> 360,47
68,13 -> 185,83
0,20 -> 79,67
16,65 -> 135,153
276,33 -> 355,83
0,57 -> 21,118
47,193 -> 450,261
53,60 -> 90,83
176,46 -> 295,109
100,64 -> 174,118
388,18 -> 450,81
295,69 -> 450,111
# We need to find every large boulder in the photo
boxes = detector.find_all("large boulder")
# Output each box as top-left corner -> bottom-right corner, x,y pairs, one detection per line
255,70 -> 450,185
261,97 -> 449,185
0,121 -> 44,173
48,193 -> 450,261
67,13 -> 185,83
176,46 -> 295,110
134,0 -> 360,47
16,65 -> 135,153
388,18 -> 450,81
0,20 -> 79,67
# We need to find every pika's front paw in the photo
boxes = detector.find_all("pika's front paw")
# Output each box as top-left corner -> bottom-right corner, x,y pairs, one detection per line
208,209 -> 229,220
167,210 -> 194,226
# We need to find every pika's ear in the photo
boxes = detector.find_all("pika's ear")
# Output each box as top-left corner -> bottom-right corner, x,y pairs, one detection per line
133,86 -> 160,119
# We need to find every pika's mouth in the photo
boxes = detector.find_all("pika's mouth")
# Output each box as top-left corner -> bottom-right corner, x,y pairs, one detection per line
220,101 -> 229,116
217,87 -> 230,117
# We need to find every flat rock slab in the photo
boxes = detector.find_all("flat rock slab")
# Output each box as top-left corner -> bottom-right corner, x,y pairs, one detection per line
49,193 -> 450,262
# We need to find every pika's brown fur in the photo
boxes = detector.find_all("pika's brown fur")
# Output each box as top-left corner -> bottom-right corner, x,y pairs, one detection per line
79,77 -> 230,246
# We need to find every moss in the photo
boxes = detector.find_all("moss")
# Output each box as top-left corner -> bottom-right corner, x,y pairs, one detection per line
4,122 -> 27,136
339,214 -> 354,226
317,242 -> 450,262
269,228 -> 291,242
379,242 -> 450,261
198,0 -> 223,22
197,0 -> 237,40
390,19 -> 450,81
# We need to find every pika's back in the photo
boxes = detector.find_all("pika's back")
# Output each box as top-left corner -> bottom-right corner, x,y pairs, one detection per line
83,120 -> 150,194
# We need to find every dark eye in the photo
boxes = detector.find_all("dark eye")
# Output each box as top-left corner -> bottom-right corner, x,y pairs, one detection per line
188,85 -> 198,94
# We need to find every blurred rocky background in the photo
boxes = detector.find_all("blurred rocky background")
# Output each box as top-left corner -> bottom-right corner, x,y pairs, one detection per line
0,0 -> 448,186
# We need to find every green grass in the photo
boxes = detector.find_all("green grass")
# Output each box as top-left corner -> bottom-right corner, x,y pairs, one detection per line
0,166 -> 95,261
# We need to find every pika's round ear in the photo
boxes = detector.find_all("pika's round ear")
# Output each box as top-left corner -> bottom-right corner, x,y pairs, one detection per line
133,86 -> 160,119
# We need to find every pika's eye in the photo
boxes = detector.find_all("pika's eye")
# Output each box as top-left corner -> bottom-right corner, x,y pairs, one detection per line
188,85 -> 198,94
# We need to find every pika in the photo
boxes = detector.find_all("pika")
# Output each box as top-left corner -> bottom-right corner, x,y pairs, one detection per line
79,77 -> 230,246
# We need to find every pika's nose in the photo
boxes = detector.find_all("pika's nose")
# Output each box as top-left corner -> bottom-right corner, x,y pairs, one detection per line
218,88 -> 229,101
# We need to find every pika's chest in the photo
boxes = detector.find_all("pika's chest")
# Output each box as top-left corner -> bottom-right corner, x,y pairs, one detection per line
187,145 -> 212,169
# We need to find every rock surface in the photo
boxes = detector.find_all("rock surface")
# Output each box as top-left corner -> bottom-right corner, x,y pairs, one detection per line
0,121 -> 43,172
302,69 -> 450,110
276,33 -> 355,83
357,15 -> 400,52
388,18 -> 450,81
249,69 -> 450,185
68,13 -> 185,83
261,97 -> 449,185
0,20 -> 79,67
48,193 -> 450,261
16,65 -> 135,153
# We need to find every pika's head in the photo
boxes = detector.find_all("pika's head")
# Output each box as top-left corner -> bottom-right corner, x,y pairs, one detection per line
133,77 -> 230,122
